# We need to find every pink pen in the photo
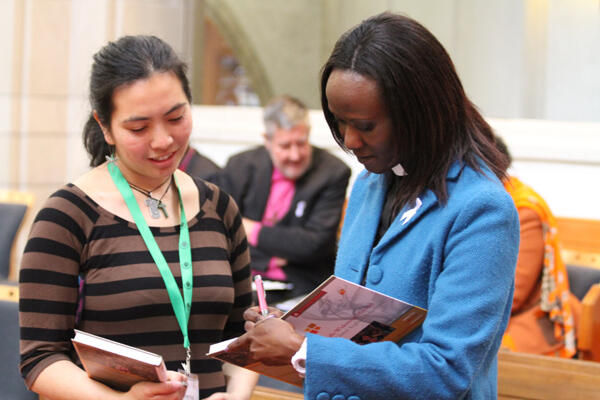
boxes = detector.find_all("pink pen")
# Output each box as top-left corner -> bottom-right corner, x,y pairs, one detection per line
254,275 -> 269,317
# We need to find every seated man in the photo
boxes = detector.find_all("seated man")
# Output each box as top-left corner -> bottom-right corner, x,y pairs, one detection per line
219,95 -> 351,303
496,136 -> 581,358
178,146 -> 221,181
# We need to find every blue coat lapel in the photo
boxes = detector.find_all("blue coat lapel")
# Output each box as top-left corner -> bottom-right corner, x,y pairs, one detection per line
374,189 -> 437,251
375,162 -> 464,250
338,162 -> 467,280
336,173 -> 385,282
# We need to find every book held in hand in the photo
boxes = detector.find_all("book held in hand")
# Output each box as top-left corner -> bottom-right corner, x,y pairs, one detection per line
71,329 -> 168,391
207,275 -> 427,387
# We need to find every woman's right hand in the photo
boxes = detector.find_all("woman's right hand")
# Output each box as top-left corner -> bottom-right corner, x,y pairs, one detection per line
243,306 -> 283,331
124,371 -> 187,399
228,317 -> 304,366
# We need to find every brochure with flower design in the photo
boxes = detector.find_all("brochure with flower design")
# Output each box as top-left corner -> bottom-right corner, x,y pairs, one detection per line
208,275 -> 427,387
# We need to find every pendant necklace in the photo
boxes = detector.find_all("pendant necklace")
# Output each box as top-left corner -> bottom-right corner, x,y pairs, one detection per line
128,176 -> 173,219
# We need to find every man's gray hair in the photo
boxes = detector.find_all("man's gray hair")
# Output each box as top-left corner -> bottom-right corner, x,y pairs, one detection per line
263,95 -> 310,138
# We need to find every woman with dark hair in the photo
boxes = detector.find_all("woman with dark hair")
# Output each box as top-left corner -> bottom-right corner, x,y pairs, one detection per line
229,12 -> 520,399
19,35 -> 257,400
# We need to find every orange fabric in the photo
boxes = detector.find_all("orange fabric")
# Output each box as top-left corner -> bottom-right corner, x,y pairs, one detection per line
511,208 -> 544,313
501,332 -> 516,352
503,176 -> 578,358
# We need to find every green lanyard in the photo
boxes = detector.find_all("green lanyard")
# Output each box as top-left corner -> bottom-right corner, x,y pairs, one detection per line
107,161 -> 193,360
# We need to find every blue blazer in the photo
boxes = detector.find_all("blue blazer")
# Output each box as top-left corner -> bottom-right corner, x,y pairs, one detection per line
304,162 -> 519,400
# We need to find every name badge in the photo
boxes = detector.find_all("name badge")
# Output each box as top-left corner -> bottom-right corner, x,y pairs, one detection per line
183,373 -> 199,400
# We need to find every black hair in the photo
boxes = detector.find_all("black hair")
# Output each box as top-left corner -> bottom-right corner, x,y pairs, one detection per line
320,12 -> 508,208
83,35 -> 191,167
494,135 -> 513,166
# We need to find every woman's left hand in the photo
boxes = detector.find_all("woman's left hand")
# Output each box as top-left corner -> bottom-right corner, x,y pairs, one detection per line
227,317 -> 304,366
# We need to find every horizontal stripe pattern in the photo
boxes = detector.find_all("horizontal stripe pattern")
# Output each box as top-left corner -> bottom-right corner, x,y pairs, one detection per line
19,179 -> 252,396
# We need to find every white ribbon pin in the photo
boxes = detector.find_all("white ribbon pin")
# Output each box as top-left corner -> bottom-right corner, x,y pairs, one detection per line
295,201 -> 306,218
400,197 -> 422,225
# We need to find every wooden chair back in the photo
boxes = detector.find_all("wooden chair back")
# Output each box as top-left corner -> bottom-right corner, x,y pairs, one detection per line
498,351 -> 600,399
0,281 -> 19,301
578,283 -> 600,362
251,385 -> 303,400
556,217 -> 600,270
553,217 -> 600,361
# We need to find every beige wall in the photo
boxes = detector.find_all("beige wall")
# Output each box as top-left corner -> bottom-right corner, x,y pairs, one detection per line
1,0 -> 201,270
206,0 -> 324,107
2,0 -> 199,200
4,0 -> 598,197
1,0 -> 598,274
205,0 -> 598,120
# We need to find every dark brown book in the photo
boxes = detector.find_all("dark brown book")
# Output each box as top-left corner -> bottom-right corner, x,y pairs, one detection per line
72,329 -> 168,391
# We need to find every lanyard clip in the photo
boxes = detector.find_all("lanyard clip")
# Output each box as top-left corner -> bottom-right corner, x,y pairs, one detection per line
181,347 -> 192,376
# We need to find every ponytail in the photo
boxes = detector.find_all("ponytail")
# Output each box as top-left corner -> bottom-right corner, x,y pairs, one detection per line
83,113 -> 111,167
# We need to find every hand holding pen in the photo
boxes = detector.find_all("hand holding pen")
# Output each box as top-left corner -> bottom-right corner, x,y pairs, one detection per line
244,275 -> 283,331
228,275 -> 303,363
254,275 -> 269,317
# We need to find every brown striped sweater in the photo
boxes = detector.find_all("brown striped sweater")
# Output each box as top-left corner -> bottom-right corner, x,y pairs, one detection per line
19,179 -> 252,398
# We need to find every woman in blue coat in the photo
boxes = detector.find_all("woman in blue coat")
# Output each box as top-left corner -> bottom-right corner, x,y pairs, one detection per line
230,12 -> 520,399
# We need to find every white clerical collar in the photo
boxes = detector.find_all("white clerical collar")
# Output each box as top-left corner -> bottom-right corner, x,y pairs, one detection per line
391,163 -> 407,176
